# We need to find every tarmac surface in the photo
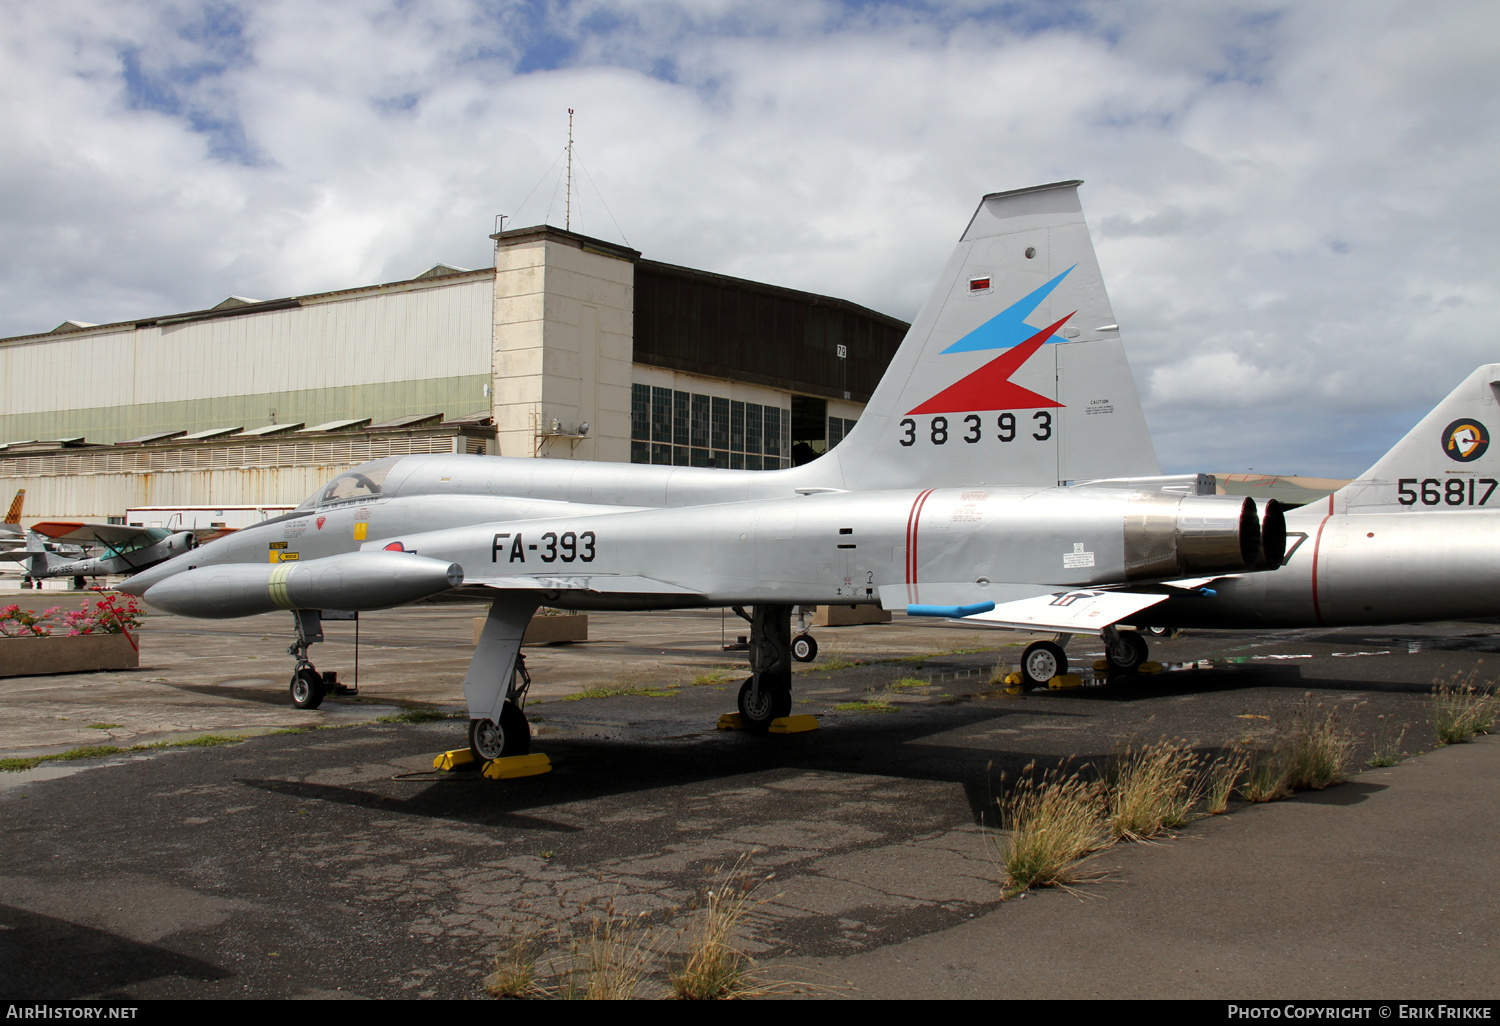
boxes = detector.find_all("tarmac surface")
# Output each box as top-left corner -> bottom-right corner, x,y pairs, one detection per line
1,591 -> 1497,1000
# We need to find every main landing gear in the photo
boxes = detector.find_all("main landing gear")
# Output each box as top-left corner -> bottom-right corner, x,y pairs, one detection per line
736,604 -> 795,731
467,654 -> 533,761
1017,626 -> 1154,688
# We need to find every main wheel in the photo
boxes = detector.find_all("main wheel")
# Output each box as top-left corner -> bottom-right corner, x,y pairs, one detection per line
791,634 -> 818,662
737,677 -> 792,732
289,666 -> 325,709
468,701 -> 531,762
1020,641 -> 1068,689
1104,630 -> 1150,673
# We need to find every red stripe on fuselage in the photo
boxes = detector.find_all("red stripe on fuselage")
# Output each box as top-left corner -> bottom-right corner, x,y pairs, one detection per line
906,488 -> 935,602
1309,494 -> 1335,625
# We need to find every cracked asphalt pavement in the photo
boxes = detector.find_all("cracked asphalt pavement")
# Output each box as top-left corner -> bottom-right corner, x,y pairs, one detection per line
1,600 -> 1497,999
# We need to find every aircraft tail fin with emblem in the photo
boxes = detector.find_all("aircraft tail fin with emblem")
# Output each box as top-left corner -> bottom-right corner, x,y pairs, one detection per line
803,181 -> 1160,493
1334,364 -> 1500,514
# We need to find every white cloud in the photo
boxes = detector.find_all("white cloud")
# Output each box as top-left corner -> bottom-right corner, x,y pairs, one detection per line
1,0 -> 1498,476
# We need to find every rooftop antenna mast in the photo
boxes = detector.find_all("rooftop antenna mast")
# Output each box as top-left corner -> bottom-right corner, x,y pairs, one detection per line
565,108 -> 574,232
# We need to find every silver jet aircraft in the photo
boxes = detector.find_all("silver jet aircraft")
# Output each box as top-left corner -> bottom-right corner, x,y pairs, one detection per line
1125,365 -> 1500,634
118,182 -> 1283,762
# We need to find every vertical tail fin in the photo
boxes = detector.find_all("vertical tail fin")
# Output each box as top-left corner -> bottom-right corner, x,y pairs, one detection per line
3,489 -> 23,526
809,181 -> 1159,492
1336,365 -> 1500,513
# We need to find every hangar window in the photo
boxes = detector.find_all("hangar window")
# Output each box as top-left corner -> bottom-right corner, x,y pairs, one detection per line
630,386 -> 790,470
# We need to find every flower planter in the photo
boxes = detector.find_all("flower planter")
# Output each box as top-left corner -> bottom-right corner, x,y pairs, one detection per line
0,633 -> 140,678
812,604 -> 892,627
472,614 -> 589,647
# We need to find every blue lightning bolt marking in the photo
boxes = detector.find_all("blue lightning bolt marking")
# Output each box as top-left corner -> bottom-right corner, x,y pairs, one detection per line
940,265 -> 1076,354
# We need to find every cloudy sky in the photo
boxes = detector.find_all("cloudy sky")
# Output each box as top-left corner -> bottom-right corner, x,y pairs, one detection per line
3,0 -> 1497,476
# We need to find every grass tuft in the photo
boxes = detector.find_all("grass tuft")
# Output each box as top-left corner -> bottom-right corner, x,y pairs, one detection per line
376,708 -> 452,724
832,699 -> 897,713
1,734 -> 245,772
1106,739 -> 1207,841
556,901 -> 657,1000
1205,752 -> 1248,815
996,762 -> 1108,893
671,855 -> 772,1000
564,685 -> 679,701
1431,679 -> 1500,745
1367,714 -> 1407,767
485,926 -> 544,998
1280,696 -> 1354,791
818,655 -> 862,671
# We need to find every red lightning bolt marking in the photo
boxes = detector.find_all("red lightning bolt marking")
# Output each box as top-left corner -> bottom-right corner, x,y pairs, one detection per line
908,313 -> 1074,415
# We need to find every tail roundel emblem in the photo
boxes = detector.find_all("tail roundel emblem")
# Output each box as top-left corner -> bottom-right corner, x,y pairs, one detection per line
1443,419 -> 1490,462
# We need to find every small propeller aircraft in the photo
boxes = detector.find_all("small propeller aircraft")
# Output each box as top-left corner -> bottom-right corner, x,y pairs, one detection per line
1,519 -> 199,588
117,182 -> 1283,762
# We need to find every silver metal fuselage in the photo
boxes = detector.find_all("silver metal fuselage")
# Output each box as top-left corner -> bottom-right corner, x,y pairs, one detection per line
1150,504 -> 1500,629
120,450 -> 1267,619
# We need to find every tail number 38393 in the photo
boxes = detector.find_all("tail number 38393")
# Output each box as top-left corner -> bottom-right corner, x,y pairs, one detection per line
899,413 -> 1052,446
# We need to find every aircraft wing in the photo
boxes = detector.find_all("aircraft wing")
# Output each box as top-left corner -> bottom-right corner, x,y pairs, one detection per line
29,522 -> 159,546
892,585 -> 1170,634
464,574 -> 706,597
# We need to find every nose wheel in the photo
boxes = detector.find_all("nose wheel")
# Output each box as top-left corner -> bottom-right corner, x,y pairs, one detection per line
290,663 -> 325,709
791,633 -> 818,662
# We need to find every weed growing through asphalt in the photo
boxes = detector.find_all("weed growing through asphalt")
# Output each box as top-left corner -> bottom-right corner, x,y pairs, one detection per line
0,734 -> 246,771
832,699 -> 898,713
1280,695 -> 1355,790
554,899 -> 659,1000
1237,753 -> 1291,803
564,685 -> 679,701
818,654 -> 862,671
687,669 -> 733,687
995,761 -> 1109,893
1106,739 -> 1208,841
1431,677 -> 1500,745
485,926 -> 544,998
1205,753 -> 1248,814
376,708 -> 452,724
671,855 -> 774,1000
1367,715 -> 1407,767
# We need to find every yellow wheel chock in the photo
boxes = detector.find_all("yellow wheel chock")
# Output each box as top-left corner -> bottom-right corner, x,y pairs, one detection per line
1047,674 -> 1083,689
433,748 -> 552,779
434,748 -> 476,771
718,712 -> 820,732
481,753 -> 552,780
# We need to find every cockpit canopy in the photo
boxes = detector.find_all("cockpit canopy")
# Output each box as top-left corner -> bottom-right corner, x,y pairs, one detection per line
296,455 -> 407,511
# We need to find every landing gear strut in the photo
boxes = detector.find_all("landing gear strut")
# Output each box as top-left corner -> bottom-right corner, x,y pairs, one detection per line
737,604 -> 794,731
1102,626 -> 1150,673
469,699 -> 531,761
287,609 -> 325,709
790,605 -> 818,662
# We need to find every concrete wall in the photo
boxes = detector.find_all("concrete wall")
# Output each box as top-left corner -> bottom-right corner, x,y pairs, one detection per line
492,236 -> 633,463
0,273 -> 494,445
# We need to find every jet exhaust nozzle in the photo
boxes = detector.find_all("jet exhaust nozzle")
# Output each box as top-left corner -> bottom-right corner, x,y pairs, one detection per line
139,551 -> 464,618
1124,494 -> 1272,579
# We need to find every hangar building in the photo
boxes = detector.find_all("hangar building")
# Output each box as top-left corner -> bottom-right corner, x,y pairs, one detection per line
0,225 -> 908,523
